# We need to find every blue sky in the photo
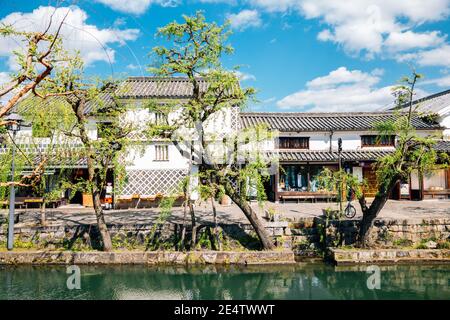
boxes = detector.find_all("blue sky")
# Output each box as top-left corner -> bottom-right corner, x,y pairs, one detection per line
1,0 -> 450,112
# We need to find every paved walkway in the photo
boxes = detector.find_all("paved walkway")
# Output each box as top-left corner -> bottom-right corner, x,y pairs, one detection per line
1,199 -> 448,228
257,200 -> 450,221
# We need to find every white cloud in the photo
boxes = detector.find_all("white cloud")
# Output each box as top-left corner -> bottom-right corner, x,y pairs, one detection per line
306,67 -> 380,89
276,66 -> 396,112
0,6 -> 140,69
0,72 -> 9,86
94,0 -> 180,14
262,96 -> 276,103
421,74 -> 450,87
227,10 -> 262,31
385,31 -> 445,52
0,71 -> 14,106
250,0 -> 450,58
198,0 -> 237,3
126,64 -> 140,70
398,44 -> 450,67
251,0 -> 299,13
234,70 -> 256,81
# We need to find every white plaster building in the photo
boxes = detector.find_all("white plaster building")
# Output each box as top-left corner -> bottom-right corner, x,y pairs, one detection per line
240,112 -> 446,202
393,89 -> 450,199
2,77 -> 449,207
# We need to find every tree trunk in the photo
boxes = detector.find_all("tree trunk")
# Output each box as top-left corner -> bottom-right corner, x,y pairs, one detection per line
418,170 -> 424,201
72,98 -> 113,252
92,183 -> 112,251
40,201 -> 46,226
189,202 -> 197,249
179,198 -> 187,251
86,152 -> 112,251
358,178 -> 399,247
223,181 -> 275,250
210,196 -> 222,251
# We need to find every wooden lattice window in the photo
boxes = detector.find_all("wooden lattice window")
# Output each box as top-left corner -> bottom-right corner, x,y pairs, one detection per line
155,112 -> 168,125
154,145 -> 169,161
278,137 -> 309,149
361,135 -> 395,147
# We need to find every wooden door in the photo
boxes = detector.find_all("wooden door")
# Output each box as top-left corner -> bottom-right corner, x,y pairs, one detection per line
363,166 -> 378,198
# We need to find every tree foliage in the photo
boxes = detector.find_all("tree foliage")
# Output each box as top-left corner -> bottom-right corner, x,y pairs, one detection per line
318,72 -> 448,247
147,11 -> 275,249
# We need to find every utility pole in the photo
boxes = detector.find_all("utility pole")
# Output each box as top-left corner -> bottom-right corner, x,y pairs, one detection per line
5,113 -> 24,251
338,138 -> 343,214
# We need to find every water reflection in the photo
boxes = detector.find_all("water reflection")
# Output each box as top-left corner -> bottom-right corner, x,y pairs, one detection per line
0,263 -> 449,300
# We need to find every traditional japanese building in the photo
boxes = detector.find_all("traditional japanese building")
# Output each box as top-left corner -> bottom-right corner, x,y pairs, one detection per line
391,89 -> 450,199
239,111 -> 446,202
2,77 -> 449,208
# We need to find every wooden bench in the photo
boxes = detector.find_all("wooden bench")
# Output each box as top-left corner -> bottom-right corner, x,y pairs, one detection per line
423,189 -> 450,199
1,197 -> 64,209
0,200 -> 26,209
280,195 -> 314,203
23,197 -> 43,209
280,192 -> 337,203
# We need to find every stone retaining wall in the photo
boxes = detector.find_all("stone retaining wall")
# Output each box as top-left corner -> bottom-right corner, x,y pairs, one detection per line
1,213 -> 448,255
329,248 -> 450,265
0,220 -> 295,251
0,250 -> 295,265
320,217 -> 450,248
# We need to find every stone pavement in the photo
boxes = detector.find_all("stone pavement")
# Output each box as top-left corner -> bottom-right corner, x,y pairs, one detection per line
256,200 -> 450,221
1,199 -> 449,228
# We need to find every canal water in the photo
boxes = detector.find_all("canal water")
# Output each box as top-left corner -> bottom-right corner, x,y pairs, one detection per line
1,263 -> 449,300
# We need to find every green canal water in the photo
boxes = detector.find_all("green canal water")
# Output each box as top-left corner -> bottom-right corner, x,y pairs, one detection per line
0,263 -> 449,300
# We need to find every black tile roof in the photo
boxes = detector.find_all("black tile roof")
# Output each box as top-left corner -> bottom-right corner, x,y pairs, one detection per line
393,88 -> 450,114
117,77 -> 235,99
240,112 -> 441,131
434,140 -> 450,152
15,91 -> 116,116
268,150 -> 394,162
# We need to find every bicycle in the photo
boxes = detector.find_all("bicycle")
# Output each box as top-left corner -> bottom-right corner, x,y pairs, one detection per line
344,200 -> 356,219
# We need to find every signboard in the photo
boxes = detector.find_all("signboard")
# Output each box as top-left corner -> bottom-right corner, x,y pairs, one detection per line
400,183 -> 410,197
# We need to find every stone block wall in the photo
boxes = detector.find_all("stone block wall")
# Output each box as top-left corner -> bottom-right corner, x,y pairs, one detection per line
318,217 -> 450,248
1,213 -> 447,252
0,221 -> 284,251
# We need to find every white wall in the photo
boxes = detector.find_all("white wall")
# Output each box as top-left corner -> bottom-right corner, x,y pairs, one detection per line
124,142 -> 189,170
248,130 -> 404,152
440,114 -> 450,139
423,169 -> 447,190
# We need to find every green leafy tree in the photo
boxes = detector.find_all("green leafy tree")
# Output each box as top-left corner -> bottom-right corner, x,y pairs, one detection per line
356,72 -> 447,246
318,72 -> 448,247
61,83 -> 131,252
0,10 -> 81,190
27,62 -> 134,251
0,9 -> 74,124
147,12 -> 275,249
16,95 -> 79,225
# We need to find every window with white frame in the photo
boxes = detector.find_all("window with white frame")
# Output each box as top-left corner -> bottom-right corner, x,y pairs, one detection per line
154,145 -> 169,161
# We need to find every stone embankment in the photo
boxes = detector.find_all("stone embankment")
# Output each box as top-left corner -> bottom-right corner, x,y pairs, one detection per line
329,248 -> 450,265
0,250 -> 295,265
1,211 -> 449,265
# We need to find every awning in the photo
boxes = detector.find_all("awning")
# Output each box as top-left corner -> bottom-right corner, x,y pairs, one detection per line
266,149 -> 394,162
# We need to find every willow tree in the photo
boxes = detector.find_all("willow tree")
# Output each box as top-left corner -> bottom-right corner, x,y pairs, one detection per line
0,9 -> 71,125
14,95 -> 79,226
319,72 -> 447,247
356,72 -> 447,246
148,12 -> 275,249
0,10 -> 79,189
62,83 -> 131,251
